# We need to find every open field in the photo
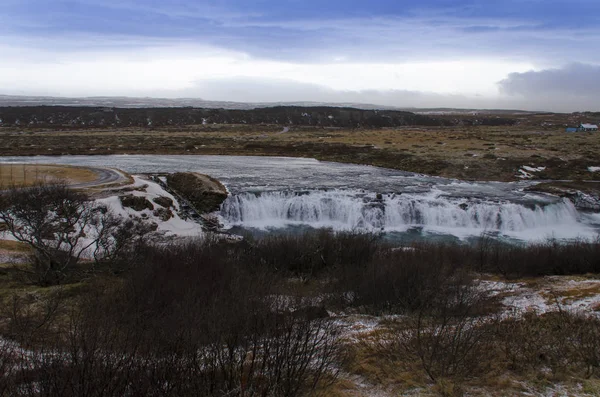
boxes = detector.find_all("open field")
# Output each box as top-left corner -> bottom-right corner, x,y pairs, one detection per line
1,122 -> 599,182
0,164 -> 99,187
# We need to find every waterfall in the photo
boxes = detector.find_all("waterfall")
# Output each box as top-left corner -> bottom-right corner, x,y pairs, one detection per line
220,190 -> 581,235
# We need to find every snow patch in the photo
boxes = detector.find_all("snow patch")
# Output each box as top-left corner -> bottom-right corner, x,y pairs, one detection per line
517,165 -> 546,179
517,169 -> 534,179
522,166 -> 546,172
497,277 -> 600,317
96,176 -> 204,237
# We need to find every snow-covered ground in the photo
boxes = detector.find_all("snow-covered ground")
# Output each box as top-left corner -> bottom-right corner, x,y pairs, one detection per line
499,276 -> 600,315
95,175 -> 204,237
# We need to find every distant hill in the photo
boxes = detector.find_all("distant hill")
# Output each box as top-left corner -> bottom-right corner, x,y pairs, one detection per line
0,95 -> 541,115
0,95 -> 402,111
0,105 -> 519,129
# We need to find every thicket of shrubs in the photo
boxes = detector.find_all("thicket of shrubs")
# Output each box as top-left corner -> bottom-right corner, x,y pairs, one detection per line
0,240 -> 341,396
2,183 -> 600,395
475,235 -> 600,277
382,308 -> 600,387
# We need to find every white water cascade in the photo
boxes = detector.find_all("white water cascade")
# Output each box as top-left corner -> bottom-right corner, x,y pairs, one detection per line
220,190 -> 587,238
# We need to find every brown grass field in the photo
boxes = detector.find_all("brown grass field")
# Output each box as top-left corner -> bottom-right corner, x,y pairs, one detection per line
1,121 -> 599,182
0,164 -> 99,187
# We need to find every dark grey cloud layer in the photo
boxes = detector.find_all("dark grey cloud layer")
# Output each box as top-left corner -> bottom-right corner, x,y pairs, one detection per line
497,64 -> 600,111
499,63 -> 600,96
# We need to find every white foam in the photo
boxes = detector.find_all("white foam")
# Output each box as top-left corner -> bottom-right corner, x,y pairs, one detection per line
220,190 -> 595,241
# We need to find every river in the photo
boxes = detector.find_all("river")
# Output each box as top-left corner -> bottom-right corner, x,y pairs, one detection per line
1,155 -> 599,242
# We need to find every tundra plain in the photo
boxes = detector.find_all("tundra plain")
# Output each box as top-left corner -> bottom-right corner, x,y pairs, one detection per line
1,124 -> 599,184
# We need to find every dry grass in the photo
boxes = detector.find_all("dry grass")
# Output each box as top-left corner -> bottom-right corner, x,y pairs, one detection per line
331,314 -> 600,396
0,164 -> 98,187
541,283 -> 600,306
316,377 -> 360,397
0,240 -> 30,253
2,123 -> 598,181
338,324 -> 429,395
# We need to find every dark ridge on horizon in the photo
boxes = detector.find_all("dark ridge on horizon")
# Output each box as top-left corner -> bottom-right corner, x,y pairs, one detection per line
0,105 -> 520,129
0,94 -> 548,115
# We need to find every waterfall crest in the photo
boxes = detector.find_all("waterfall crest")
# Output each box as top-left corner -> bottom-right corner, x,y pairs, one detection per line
220,190 -> 580,234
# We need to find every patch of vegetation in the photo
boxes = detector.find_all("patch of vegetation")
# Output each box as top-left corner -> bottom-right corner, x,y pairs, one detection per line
0,105 -> 517,129
152,195 -> 174,208
119,194 -> 154,211
0,228 -> 600,394
0,239 -> 341,396
152,207 -> 173,221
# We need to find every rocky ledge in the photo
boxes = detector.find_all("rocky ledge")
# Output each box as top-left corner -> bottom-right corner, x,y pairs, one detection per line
527,181 -> 600,212
165,172 -> 229,215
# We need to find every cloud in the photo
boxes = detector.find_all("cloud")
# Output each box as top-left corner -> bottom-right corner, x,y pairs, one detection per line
499,63 -> 600,96
3,1 -> 600,65
497,64 -> 600,111
0,34 -> 598,111
0,38 -> 532,97
158,77 -> 523,110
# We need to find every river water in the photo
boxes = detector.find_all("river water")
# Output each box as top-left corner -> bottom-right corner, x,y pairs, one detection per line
2,155 -> 599,242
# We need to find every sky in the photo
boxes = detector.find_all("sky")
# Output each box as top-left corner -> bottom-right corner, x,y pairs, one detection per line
1,0 -> 599,111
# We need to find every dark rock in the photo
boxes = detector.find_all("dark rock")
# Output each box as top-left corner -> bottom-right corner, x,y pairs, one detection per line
568,191 -> 600,211
119,195 -> 154,211
153,207 -> 174,221
167,172 -> 228,214
153,196 -> 174,208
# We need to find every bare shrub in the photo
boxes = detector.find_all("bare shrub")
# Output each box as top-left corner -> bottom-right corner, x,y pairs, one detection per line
389,277 -> 495,382
91,213 -> 156,270
498,310 -> 600,378
570,313 -> 600,378
245,229 -> 381,280
9,288 -> 142,397
0,183 -> 100,285
0,182 -> 156,284
476,236 -> 600,278
340,242 -> 473,314
113,240 -> 341,396
2,239 -> 340,396
0,339 -> 18,396
3,290 -> 65,346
